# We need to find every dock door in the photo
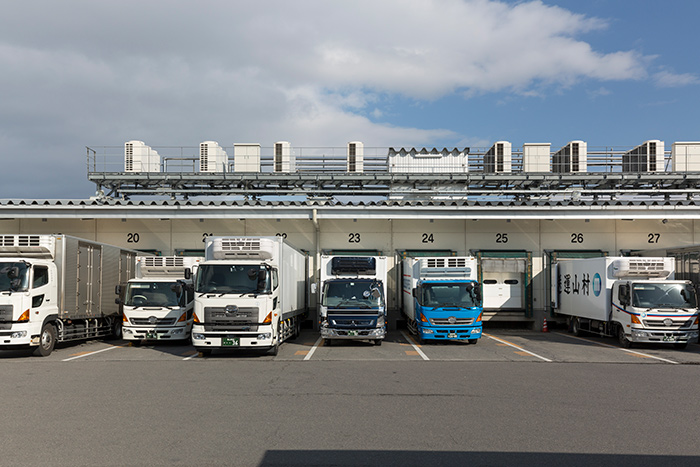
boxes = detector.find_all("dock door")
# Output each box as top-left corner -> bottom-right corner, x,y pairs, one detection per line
472,250 -> 532,320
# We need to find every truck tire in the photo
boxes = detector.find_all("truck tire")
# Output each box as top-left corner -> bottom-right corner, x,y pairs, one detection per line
572,318 -> 582,337
617,325 -> 632,348
468,338 -> 478,345
374,339 -> 382,346
34,323 -> 56,357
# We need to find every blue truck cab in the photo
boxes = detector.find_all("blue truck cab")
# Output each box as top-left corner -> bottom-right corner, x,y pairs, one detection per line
403,257 -> 483,344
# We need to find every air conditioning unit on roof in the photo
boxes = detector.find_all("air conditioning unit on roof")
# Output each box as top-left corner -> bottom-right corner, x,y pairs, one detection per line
125,140 -> 161,173
200,141 -> 228,173
273,141 -> 294,172
347,141 -> 364,173
522,143 -> 551,173
552,141 -> 587,173
233,143 -> 261,172
671,142 -> 700,172
484,141 -> 512,173
623,140 -> 664,173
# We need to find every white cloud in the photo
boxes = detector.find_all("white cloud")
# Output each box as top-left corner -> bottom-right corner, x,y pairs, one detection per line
653,70 -> 700,88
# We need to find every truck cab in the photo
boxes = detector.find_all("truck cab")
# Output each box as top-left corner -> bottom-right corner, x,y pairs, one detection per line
119,256 -> 200,343
403,257 -> 483,344
611,278 -> 698,348
318,256 -> 387,346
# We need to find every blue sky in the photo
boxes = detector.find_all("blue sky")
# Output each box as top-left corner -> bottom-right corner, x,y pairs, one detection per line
0,0 -> 698,198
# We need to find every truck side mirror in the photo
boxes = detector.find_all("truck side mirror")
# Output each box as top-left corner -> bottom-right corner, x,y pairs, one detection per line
184,268 -> 191,280
170,283 -> 183,295
412,288 -> 417,298
115,284 -> 122,295
310,282 -> 317,294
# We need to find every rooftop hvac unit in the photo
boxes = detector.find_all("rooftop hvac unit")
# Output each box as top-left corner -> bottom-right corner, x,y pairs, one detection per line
522,143 -> 551,173
671,142 -> 700,172
125,140 -> 161,173
347,141 -> 364,173
208,237 -> 276,260
611,258 -> 673,279
622,140 -> 664,173
233,143 -> 261,172
273,141 -> 294,173
484,141 -> 512,173
200,141 -> 228,173
387,147 -> 468,173
552,141 -> 587,173
331,257 -> 376,275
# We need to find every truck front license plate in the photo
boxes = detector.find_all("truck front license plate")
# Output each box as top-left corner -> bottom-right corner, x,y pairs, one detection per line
663,336 -> 677,342
448,333 -> 457,338
347,331 -> 358,336
222,337 -> 240,346
146,333 -> 156,339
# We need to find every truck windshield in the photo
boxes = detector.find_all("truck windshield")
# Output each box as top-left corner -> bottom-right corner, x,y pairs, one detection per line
125,281 -> 181,307
632,283 -> 697,309
0,262 -> 29,292
420,283 -> 480,308
322,280 -> 383,308
195,264 -> 270,294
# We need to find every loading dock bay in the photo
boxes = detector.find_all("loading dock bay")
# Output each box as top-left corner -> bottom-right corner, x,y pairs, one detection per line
8,328 -> 700,365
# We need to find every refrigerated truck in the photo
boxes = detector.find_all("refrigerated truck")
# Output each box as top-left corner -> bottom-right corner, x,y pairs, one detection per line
402,256 -> 483,344
119,256 -> 202,342
191,236 -> 307,356
317,256 -> 387,345
553,256 -> 699,348
0,234 -> 137,356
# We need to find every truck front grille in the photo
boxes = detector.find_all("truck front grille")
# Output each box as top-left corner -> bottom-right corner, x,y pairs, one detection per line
130,317 -> 177,326
331,318 -> 374,327
430,317 -> 475,326
0,305 -> 13,322
643,318 -> 688,327
203,306 -> 260,332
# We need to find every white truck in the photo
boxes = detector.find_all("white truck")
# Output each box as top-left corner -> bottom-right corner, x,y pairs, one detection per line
553,256 -> 699,348
402,256 -> 483,344
119,256 -> 202,343
317,256 -> 387,346
0,234 -> 137,356
191,236 -> 307,356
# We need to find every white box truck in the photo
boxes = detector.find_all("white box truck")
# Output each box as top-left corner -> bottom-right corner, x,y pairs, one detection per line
553,257 -> 699,348
191,237 -> 307,356
316,256 -> 388,346
402,256 -> 483,344
0,234 -> 137,356
118,256 -> 202,343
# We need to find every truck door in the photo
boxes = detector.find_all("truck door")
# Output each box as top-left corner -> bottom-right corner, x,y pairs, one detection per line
31,265 -> 58,319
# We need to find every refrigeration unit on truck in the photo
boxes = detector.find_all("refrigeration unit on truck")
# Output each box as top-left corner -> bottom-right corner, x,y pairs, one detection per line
553,256 -> 699,348
118,256 -> 202,343
402,256 -> 483,344
316,256 -> 387,346
191,236 -> 307,356
0,234 -> 137,356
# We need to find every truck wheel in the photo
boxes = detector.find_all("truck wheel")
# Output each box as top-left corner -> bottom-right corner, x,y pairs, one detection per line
468,338 -> 478,345
572,318 -> 582,337
673,342 -> 688,350
268,343 -> 279,356
617,325 -> 632,348
34,323 -> 56,357
374,339 -> 382,346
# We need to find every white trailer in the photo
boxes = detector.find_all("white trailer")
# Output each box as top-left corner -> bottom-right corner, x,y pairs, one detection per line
191,236 -> 307,355
119,256 -> 202,343
317,256 -> 387,345
554,257 -> 699,348
0,234 -> 137,356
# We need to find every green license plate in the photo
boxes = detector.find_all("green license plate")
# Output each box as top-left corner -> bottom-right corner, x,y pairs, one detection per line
347,331 -> 358,336
222,337 -> 240,346
662,336 -> 677,342
146,333 -> 156,339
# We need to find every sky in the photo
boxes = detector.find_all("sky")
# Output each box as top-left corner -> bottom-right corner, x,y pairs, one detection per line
1,0 -> 698,199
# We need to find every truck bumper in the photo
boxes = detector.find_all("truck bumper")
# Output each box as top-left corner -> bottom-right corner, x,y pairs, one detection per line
320,327 -> 386,340
0,322 -> 41,348
419,325 -> 482,341
629,329 -> 698,343
122,323 -> 192,341
191,325 -> 275,350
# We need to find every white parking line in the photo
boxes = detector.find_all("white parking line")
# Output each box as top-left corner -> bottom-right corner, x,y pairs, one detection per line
484,333 -> 553,362
62,345 -> 120,362
182,352 -> 198,361
399,331 -> 429,361
555,332 -> 679,365
303,337 -> 323,361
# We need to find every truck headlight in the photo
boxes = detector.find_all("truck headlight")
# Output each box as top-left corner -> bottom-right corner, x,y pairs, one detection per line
192,333 -> 205,340
257,333 -> 271,340
11,331 -> 27,339
377,315 -> 385,327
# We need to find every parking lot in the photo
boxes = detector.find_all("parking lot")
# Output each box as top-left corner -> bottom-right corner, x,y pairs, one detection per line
6,328 -> 700,365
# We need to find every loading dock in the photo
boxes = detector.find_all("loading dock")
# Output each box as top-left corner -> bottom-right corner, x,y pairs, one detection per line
472,250 -> 532,320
